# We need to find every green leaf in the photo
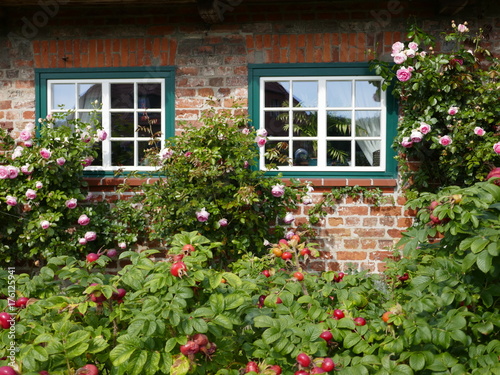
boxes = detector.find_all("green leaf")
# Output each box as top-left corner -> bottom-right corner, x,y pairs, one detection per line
170,354 -> 190,375
262,327 -> 281,345
213,314 -> 233,330
253,315 -> 275,328
471,237 -> 489,254
344,332 -> 362,348
128,350 -> 149,375
477,250 -> 493,273
409,352 -> 426,371
110,344 -> 137,366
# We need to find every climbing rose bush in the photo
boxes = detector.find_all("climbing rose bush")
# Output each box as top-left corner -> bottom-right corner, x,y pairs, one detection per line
371,21 -> 500,194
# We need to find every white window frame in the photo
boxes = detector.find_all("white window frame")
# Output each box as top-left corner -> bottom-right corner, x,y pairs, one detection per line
259,76 -> 386,172
47,78 -> 165,172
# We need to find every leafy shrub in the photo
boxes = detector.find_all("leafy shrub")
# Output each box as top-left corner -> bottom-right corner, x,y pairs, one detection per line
371,22 -> 500,194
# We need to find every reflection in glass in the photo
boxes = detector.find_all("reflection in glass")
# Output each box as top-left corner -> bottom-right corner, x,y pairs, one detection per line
92,143 -> 103,166
137,112 -> 161,138
264,81 -> 290,108
356,141 -> 381,166
265,111 -> 288,136
138,84 -> 162,109
355,80 -> 381,107
79,84 -> 102,109
292,81 -> 318,107
355,111 -> 380,137
327,141 -> 351,166
52,111 -> 74,128
327,111 -> 351,136
292,111 -> 317,136
79,112 -> 102,127
264,141 -> 289,167
111,84 -> 134,109
111,113 -> 134,137
111,141 -> 134,166
138,141 -> 155,166
326,81 -> 351,107
52,83 -> 75,110
293,141 -> 317,166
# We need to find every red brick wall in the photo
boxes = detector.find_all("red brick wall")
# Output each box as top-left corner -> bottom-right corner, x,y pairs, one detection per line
1,0 -> 498,271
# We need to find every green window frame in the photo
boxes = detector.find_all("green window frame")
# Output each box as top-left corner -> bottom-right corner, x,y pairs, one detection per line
248,63 -> 398,179
35,67 -> 175,175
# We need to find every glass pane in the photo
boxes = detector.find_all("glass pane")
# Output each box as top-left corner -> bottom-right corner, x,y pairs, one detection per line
355,111 -> 380,137
137,112 -> 161,138
264,111 -> 288,136
264,81 -> 290,108
292,81 -> 318,107
138,141 -> 157,166
138,84 -> 162,109
79,112 -> 102,128
111,141 -> 134,166
111,112 -> 134,137
92,143 -> 103,166
326,81 -> 351,107
52,111 -> 75,128
327,141 -> 351,166
356,141 -> 381,166
293,141 -> 317,166
355,80 -> 381,107
52,83 -> 75,110
111,83 -> 134,108
79,84 -> 102,109
292,111 -> 317,136
327,111 -> 351,136
264,141 -> 289,167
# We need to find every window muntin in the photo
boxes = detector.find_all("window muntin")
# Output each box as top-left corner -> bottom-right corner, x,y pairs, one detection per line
47,79 -> 165,171
260,76 -> 386,172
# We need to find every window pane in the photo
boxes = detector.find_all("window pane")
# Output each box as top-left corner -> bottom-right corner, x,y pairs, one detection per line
292,81 -> 318,107
327,111 -> 351,136
111,83 -> 134,108
327,141 -> 351,166
138,141 -> 156,166
137,112 -> 161,138
355,80 -> 381,107
138,83 -> 162,109
292,111 -> 317,136
93,143 -> 103,166
356,141 -> 381,166
264,81 -> 290,108
111,112 -> 134,137
52,83 -> 75,110
326,81 -> 351,107
111,141 -> 134,166
355,111 -> 381,137
265,111 -> 288,136
79,84 -> 102,109
293,141 -> 317,166
79,112 -> 102,128
264,141 -> 289,167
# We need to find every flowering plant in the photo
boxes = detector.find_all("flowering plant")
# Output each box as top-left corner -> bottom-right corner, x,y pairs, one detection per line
371,22 -> 500,193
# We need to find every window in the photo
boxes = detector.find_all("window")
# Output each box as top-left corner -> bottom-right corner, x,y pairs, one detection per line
249,64 -> 397,178
35,67 -> 175,173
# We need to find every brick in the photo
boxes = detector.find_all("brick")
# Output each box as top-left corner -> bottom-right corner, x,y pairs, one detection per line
369,250 -> 398,261
327,217 -> 343,226
337,206 -> 369,216
387,229 -> 404,238
360,239 -> 377,249
344,239 -> 360,249
336,251 -> 366,260
370,206 -> 402,216
379,217 -> 395,226
353,228 -> 386,238
397,217 -> 413,228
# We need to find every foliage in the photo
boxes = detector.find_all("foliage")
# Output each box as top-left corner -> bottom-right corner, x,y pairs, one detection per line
370,21 -> 500,194
0,112 -> 130,265
117,104 -> 310,267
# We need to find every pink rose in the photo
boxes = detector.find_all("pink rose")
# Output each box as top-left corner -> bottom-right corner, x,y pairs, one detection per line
78,238 -> 88,245
391,41 -> 405,55
118,242 -> 127,249
184,151 -> 192,157
283,212 -> 295,224
410,130 -> 423,143
393,52 -> 407,64
35,181 -> 43,189
65,198 -> 78,209
7,166 -> 19,179
271,184 -> 285,198
493,142 -> 500,155
78,214 -> 91,226
396,67 -> 412,82
40,148 -> 52,159
24,140 -> 33,147
401,137 -> 413,148
405,49 -> 416,58
196,207 -> 210,222
243,161 -> 250,169
256,129 -> 268,137
40,220 -> 50,229
159,148 -> 173,160
25,189 -> 37,200
11,146 -> 23,160
6,195 -> 17,206
0,166 -> 7,179
19,129 -> 32,142
84,231 -> 97,242
474,127 -> 485,136
408,42 -> 418,51
448,106 -> 459,115
256,136 -> 267,147
439,135 -> 453,146
80,132 -> 91,143
302,195 -> 313,205
457,24 -> 469,33
285,230 -> 295,240
419,122 -> 432,134
218,218 -> 228,227
97,129 -> 107,141
21,165 -> 32,175
25,122 -> 35,131
241,128 -> 250,135
81,157 -> 94,167
56,157 -> 66,166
